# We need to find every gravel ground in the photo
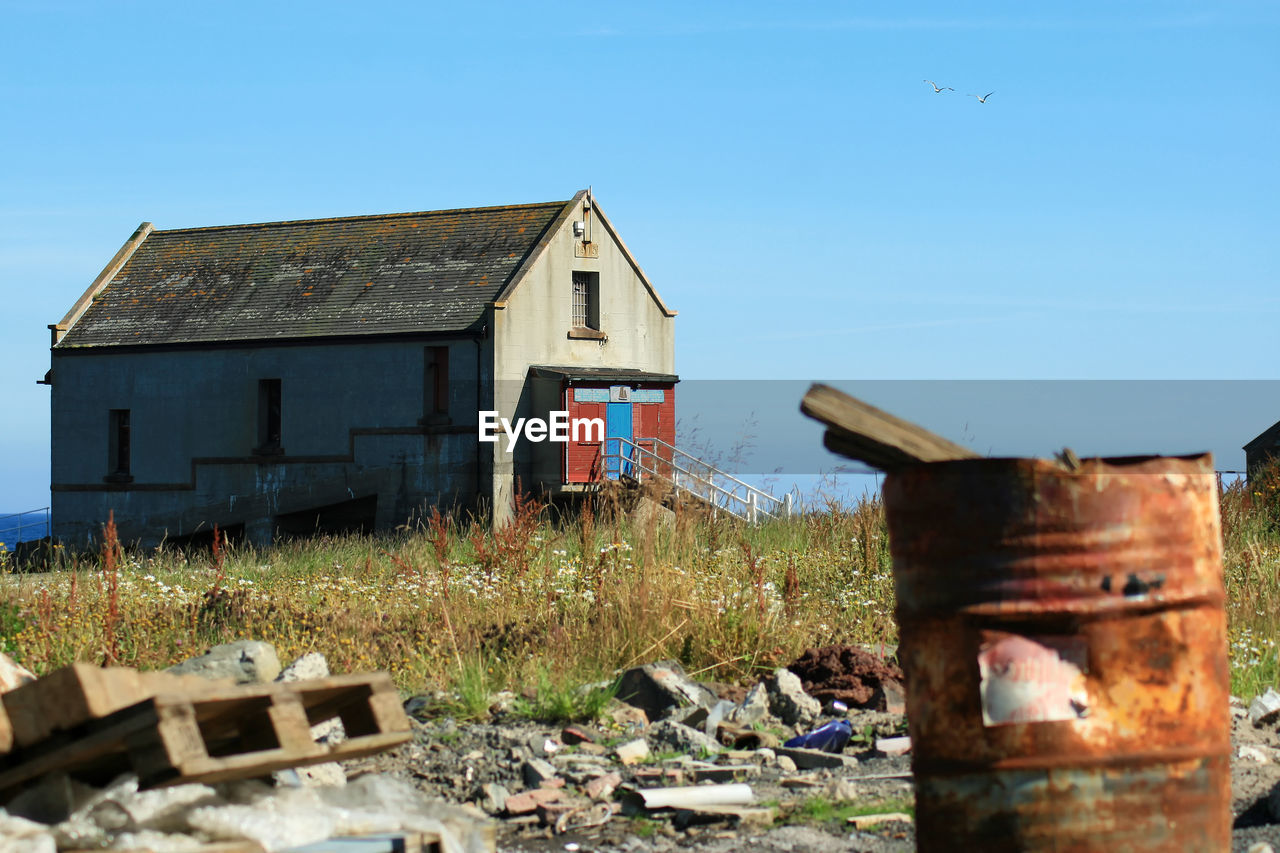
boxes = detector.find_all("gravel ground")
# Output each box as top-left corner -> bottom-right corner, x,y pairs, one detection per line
340,695 -> 1280,853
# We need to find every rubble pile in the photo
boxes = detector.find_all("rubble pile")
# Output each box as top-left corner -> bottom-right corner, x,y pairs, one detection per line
6,645 -> 1280,851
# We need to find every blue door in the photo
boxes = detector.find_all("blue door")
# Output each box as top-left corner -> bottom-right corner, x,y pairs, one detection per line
605,401 -> 633,479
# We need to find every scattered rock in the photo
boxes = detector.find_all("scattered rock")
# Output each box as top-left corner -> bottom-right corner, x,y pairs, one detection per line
767,668 -> 821,727
649,719 -> 723,756
776,754 -> 798,773
504,787 -> 563,816
1251,688 -> 1280,728
728,682 -> 771,726
788,644 -> 905,711
615,660 -> 718,721
275,651 -> 329,683
875,736 -> 912,757
584,772 -> 621,801
607,701 -> 649,731
631,497 -> 675,532
522,759 -> 559,788
614,739 -> 650,766
1240,745 -> 1270,764
167,640 -> 281,684
478,782 -> 509,815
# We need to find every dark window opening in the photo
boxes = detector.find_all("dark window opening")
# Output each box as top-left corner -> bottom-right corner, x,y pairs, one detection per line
572,271 -> 600,330
255,379 -> 283,455
421,346 -> 450,425
106,409 -> 132,482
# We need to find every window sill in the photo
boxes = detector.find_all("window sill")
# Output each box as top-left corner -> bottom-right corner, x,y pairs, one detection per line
103,472 -> 134,484
568,327 -> 607,341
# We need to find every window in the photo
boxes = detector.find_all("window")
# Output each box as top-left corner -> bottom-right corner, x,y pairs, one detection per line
256,378 -> 283,454
422,346 -> 450,424
571,271 -> 600,330
106,409 -> 131,482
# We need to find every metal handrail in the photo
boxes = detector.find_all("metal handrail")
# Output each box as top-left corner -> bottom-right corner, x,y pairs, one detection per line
635,436 -> 789,515
0,507 -> 51,545
600,438 -> 792,522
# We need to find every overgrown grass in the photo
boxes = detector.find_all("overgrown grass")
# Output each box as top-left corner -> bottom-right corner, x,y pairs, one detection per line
786,794 -> 915,827
6,460 -> 1280,705
0,494 -> 897,706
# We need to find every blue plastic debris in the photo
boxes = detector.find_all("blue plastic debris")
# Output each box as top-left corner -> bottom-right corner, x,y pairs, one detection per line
783,718 -> 853,753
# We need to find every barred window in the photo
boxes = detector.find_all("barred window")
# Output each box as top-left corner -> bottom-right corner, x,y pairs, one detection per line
572,271 -> 599,329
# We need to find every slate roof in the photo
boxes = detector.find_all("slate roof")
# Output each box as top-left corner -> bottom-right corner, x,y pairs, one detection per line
55,197 -> 576,348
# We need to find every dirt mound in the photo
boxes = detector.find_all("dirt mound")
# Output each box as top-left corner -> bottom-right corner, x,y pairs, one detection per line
788,644 -> 904,710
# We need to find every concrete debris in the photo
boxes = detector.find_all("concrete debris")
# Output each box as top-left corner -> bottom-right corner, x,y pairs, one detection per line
0,772 -> 492,853
504,787 -> 563,816
766,668 -> 821,727
271,653 -> 347,789
521,759 -> 560,788
584,772 -> 622,801
727,681 -> 771,726
276,651 -> 329,683
1239,745 -> 1270,764
478,782 -> 509,816
614,660 -> 718,721
875,736 -> 912,756
648,719 -> 724,757
613,739 -> 650,766
168,639 -> 282,684
1251,688 -> 1280,728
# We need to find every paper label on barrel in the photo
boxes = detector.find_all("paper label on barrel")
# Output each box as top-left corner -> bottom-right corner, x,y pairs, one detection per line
978,632 -> 1089,726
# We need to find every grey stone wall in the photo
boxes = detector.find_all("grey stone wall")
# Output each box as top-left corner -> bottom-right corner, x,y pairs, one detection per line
51,337 -> 490,547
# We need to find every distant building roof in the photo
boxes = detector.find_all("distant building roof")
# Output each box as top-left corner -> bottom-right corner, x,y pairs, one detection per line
55,196 -> 579,348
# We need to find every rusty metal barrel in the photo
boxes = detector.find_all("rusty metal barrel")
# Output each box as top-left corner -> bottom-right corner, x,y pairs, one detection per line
884,454 -> 1230,852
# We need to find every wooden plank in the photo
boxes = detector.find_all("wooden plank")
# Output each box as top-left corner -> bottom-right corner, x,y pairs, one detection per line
848,811 -> 913,829
801,383 -> 978,470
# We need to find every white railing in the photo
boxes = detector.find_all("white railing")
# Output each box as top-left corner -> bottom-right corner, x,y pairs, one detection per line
600,437 -> 794,522
0,507 -> 50,545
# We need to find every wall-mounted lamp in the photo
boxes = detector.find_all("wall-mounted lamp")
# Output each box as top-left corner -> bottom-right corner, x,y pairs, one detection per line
573,220 -> 586,238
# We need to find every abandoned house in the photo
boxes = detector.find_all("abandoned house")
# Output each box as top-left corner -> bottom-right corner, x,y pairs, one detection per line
46,190 -> 678,546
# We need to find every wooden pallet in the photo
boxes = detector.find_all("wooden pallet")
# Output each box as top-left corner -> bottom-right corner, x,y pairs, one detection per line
0,672 -> 411,798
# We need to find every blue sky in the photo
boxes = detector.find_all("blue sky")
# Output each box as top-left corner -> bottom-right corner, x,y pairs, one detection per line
2,1 -> 1277,510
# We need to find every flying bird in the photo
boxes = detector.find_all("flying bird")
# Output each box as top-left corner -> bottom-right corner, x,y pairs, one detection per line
923,80 -> 954,93
970,91 -> 994,104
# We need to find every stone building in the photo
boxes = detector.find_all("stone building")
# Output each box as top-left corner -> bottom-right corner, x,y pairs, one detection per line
47,190 -> 676,546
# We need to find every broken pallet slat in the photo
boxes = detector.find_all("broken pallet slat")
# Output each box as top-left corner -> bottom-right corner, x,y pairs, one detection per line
1,663 -> 231,752
800,383 -> 977,470
0,672 -> 411,797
